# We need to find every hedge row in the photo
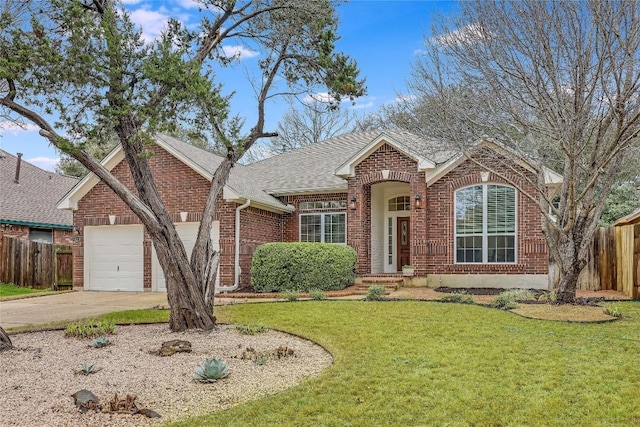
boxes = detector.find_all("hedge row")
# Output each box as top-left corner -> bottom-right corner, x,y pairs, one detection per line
250,242 -> 356,293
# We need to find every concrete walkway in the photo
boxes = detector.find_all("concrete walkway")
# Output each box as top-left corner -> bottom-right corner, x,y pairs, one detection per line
0,291 -> 169,329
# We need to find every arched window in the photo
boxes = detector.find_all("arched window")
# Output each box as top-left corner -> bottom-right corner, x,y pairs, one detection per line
455,184 -> 516,263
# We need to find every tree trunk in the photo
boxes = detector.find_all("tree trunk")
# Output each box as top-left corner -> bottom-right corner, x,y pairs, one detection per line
0,326 -> 13,351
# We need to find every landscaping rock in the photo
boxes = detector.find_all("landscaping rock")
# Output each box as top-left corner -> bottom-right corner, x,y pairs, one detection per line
71,389 -> 101,412
153,339 -> 192,356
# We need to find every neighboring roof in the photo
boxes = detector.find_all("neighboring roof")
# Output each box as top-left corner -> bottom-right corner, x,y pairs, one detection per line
612,206 -> 640,227
247,130 -> 458,195
0,150 -> 78,228
57,134 -> 292,213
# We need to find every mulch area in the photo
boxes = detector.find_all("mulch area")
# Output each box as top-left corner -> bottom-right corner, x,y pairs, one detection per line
218,285 -> 631,323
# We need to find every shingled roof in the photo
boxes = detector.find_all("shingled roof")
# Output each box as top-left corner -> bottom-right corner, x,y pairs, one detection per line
0,150 -> 78,227
246,130 -> 457,195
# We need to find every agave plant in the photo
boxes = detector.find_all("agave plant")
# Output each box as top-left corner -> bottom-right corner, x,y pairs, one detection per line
193,358 -> 229,383
89,336 -> 110,348
77,362 -> 101,375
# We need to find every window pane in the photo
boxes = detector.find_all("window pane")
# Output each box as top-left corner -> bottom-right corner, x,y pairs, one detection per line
456,186 -> 483,234
324,214 -> 346,244
29,228 -> 53,243
388,196 -> 410,211
300,215 -> 321,242
487,235 -> 515,263
456,236 -> 483,263
487,185 -> 515,233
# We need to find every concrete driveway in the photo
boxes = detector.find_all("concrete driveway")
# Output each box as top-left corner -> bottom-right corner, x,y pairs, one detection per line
0,291 -> 169,329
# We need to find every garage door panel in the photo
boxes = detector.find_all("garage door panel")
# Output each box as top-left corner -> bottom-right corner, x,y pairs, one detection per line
153,222 -> 219,292
84,225 -> 144,291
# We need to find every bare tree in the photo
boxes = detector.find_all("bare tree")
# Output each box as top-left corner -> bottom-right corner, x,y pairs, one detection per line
0,0 -> 365,330
409,1 -> 640,302
267,96 -> 357,155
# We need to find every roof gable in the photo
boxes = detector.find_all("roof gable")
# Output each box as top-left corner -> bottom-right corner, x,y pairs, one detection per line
57,134 -> 292,213
335,132 -> 436,178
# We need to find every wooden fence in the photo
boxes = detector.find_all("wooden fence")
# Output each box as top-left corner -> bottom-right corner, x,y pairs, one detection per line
0,236 -> 73,289
578,224 -> 640,298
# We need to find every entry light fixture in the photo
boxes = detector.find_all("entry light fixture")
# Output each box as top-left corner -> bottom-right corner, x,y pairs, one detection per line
414,194 -> 422,209
350,195 -> 356,210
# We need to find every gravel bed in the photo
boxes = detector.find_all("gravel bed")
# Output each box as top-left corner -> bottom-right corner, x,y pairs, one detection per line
0,324 -> 332,426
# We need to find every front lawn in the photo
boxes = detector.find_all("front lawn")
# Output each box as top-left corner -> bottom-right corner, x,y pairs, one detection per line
167,300 -> 640,427
0,283 -> 53,299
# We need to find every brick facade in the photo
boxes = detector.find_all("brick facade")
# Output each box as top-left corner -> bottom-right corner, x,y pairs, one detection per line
340,143 -> 547,277
0,223 -> 73,246
73,139 -> 548,292
73,145 -> 243,289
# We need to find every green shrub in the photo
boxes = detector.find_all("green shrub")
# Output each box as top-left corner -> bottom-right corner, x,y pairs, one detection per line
236,323 -> 268,335
440,292 -> 474,304
309,289 -> 328,300
365,285 -> 386,301
490,289 -> 535,310
278,290 -> 300,301
65,319 -> 117,338
538,291 -> 557,303
604,305 -> 622,318
251,242 -> 356,293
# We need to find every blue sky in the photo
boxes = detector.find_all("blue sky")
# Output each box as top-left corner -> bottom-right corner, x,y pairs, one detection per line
0,0 -> 457,171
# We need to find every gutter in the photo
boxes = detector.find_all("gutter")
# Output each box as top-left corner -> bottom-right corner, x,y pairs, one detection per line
216,199 -> 251,293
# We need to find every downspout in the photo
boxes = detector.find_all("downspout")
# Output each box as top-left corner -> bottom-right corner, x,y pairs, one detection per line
216,199 -> 250,293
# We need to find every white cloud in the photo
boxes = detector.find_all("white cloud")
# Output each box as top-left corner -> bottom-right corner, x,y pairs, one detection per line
221,45 -> 259,60
27,156 -> 59,171
0,122 -> 39,136
303,92 -> 336,104
351,99 -> 375,110
121,0 -> 143,4
435,24 -> 486,47
394,95 -> 417,103
128,7 -> 171,43
413,48 -> 427,56
177,0 -> 200,9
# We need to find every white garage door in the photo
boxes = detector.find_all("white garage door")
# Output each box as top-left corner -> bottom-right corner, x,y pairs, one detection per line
152,221 -> 220,292
84,225 -> 144,291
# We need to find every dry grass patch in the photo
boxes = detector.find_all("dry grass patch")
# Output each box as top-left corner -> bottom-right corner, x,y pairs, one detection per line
512,303 -> 616,322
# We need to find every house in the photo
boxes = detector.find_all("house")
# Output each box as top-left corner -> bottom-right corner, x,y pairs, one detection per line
57,130 -> 560,292
0,150 -> 78,246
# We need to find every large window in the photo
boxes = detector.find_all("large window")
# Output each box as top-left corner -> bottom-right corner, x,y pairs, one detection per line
455,184 -> 516,263
300,213 -> 346,244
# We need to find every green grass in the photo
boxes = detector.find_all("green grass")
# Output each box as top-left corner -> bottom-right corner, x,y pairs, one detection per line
163,300 -> 640,427
0,283 -> 53,299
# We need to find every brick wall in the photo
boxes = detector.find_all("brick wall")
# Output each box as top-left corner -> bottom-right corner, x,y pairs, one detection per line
347,143 -> 428,275
0,224 -> 73,246
73,145 -> 239,289
425,147 -> 548,275
236,206 -> 282,290
341,142 -> 547,277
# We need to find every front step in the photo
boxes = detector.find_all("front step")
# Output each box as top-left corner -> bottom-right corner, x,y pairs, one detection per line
357,277 -> 403,291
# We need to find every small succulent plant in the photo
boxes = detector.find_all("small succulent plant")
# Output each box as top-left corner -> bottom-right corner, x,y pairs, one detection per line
90,336 -> 111,348
77,362 -> 101,375
193,358 -> 229,383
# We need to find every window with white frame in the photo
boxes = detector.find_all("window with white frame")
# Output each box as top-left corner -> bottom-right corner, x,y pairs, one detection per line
455,184 -> 516,263
300,213 -> 346,243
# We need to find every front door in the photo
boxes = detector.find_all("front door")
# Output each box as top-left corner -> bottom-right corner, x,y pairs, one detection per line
396,217 -> 410,271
